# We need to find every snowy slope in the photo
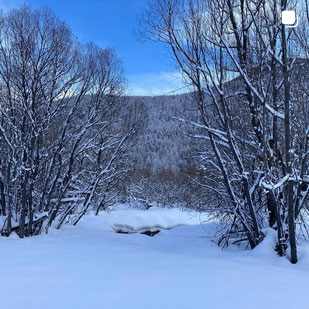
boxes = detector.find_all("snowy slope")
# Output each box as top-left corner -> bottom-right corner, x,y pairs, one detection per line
0,206 -> 308,309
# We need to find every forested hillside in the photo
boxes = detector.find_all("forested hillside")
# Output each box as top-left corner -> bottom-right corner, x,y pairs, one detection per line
121,93 -> 202,208
125,94 -> 194,172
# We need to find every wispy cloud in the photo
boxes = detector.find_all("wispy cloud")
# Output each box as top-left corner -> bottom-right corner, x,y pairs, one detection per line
127,71 -> 191,96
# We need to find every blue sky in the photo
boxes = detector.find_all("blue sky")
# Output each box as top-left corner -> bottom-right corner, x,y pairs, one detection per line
0,0 -> 185,95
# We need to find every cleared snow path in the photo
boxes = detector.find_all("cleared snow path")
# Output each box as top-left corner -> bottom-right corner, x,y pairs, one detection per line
0,205 -> 308,309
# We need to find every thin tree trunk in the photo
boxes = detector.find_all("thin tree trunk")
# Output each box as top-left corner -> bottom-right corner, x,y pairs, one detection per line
281,1 -> 297,263
0,178 -> 6,216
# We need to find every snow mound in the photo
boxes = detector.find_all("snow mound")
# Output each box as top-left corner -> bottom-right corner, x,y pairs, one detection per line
107,205 -> 206,234
251,228 -> 278,259
112,223 -> 183,234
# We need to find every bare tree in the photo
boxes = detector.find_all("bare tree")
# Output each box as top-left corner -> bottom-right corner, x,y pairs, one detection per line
140,0 -> 309,263
0,6 -> 131,236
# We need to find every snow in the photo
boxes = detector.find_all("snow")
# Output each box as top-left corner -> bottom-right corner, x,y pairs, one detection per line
0,204 -> 308,308
108,204 -> 207,233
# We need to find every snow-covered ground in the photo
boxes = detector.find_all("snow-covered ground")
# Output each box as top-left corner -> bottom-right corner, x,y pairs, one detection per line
0,204 -> 308,309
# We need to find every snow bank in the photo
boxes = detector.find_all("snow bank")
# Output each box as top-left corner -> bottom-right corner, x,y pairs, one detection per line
107,205 -> 207,234
0,205 -> 308,309
251,228 -> 278,259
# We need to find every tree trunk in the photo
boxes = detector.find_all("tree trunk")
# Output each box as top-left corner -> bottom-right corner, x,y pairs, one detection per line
281,1 -> 297,263
0,178 -> 6,216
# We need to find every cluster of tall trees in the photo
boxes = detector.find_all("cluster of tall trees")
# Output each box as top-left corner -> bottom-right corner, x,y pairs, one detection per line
140,0 -> 309,263
0,6 -> 134,237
